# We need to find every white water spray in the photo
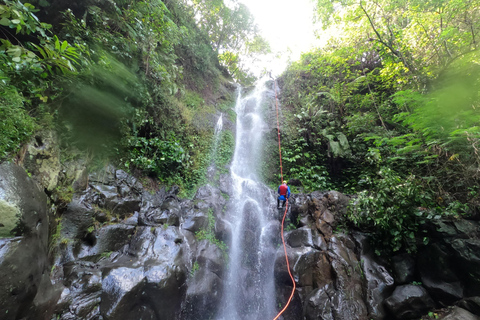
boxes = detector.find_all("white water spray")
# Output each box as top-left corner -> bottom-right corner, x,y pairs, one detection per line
217,79 -> 279,320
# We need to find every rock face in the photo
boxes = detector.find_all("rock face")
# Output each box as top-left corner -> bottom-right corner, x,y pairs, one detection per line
0,162 -> 50,319
2,163 -> 480,320
278,191 -> 395,320
46,167 -> 230,320
0,164 -> 230,320
417,219 -> 480,304
276,191 -> 480,320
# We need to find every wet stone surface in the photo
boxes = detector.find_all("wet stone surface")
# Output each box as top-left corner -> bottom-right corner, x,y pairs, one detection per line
2,162 -> 480,320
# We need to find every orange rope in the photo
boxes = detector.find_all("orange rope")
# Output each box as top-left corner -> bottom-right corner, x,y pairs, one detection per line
272,80 -> 296,320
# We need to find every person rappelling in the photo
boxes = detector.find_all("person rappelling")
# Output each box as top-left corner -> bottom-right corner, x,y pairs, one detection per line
277,180 -> 290,209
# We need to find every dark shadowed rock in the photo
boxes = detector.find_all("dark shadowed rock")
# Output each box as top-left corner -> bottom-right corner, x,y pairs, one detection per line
385,284 -> 435,319
182,267 -> 222,320
285,227 -> 315,248
77,224 -> 135,260
275,246 -> 322,288
418,242 -> 464,304
458,296 -> 480,316
61,197 -> 95,240
449,238 -> 480,295
214,216 -> 232,243
328,236 -> 368,319
290,193 -> 311,228
195,240 -> 225,276
392,253 -> 415,284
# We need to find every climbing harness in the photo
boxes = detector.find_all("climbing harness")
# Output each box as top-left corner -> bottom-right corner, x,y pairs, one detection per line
272,80 -> 296,320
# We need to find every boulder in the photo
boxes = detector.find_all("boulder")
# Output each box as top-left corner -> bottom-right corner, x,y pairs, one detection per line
181,208 -> 209,233
449,238 -> 480,295
274,246 -> 322,288
354,233 -> 395,320
418,242 -> 464,304
77,224 -> 135,260
385,285 -> 435,319
194,185 -> 227,216
458,296 -> 480,316
439,306 -> 480,320
54,261 -> 102,320
0,162 -> 51,319
101,226 -> 188,319
285,227 -> 326,250
328,236 -> 368,319
182,267 -> 222,320
304,285 -> 335,320
304,283 -> 367,320
60,197 -> 95,240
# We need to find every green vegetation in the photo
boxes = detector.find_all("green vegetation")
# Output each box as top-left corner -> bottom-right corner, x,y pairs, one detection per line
190,261 -> 200,276
0,0 -> 257,196
278,0 -> 480,253
177,0 -> 270,84
216,131 -> 235,172
195,209 -> 228,260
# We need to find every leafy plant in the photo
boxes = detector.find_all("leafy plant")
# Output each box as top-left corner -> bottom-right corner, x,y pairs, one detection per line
347,167 -> 436,253
195,209 -> 228,260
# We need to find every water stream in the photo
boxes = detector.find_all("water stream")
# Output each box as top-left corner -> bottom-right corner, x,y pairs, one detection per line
217,79 -> 279,320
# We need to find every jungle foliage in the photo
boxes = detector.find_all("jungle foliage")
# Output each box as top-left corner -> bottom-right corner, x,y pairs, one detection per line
0,0 -> 258,196
279,0 -> 480,253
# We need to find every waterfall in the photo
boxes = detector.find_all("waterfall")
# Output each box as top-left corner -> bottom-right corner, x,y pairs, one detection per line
215,113 -> 223,135
217,79 -> 280,320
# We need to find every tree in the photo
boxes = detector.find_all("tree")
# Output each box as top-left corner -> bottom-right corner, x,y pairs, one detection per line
180,0 -> 269,84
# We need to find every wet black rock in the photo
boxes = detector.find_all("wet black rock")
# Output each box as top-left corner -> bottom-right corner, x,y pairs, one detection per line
439,306 -> 480,320
182,240 -> 225,320
385,284 -> 435,319
392,253 -> 415,284
354,233 -> 395,320
0,163 -> 51,319
458,296 -> 480,316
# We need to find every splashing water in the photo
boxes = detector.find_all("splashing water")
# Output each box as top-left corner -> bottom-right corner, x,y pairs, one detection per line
215,113 -> 223,135
217,79 -> 280,320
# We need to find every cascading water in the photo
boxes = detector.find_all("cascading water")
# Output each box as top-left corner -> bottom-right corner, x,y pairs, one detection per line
217,79 -> 280,320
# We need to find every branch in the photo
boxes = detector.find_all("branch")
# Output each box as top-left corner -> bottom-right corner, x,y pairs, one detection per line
359,0 -> 414,73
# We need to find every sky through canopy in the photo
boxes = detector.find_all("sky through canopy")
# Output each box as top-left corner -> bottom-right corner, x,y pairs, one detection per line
239,0 -> 319,76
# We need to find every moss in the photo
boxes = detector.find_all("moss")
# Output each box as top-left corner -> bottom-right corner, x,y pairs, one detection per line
0,200 -> 20,238
195,209 -> 228,260
216,130 -> 234,169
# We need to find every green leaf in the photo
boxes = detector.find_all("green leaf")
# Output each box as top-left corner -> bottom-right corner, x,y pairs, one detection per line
10,19 -> 20,24
61,40 -> 68,52
6,46 -> 22,57
0,17 -> 10,26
